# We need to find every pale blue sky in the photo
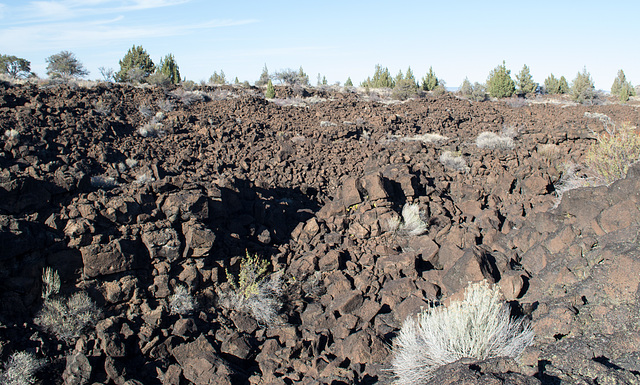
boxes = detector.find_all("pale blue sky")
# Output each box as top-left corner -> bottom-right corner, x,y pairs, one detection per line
1,0 -> 638,90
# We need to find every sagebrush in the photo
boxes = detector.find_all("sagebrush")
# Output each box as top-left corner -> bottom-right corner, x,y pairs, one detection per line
391,280 -> 534,384
0,351 -> 45,385
34,291 -> 101,344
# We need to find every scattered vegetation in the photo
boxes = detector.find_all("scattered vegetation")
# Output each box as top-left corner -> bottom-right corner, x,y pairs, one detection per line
391,280 -> 534,384
221,251 -> 283,325
476,131 -> 515,150
273,67 -> 309,86
255,64 -> 270,87
45,51 -> 89,80
486,61 -> 515,98
0,351 -> 45,385
439,151 -> 470,173
361,64 -> 395,89
208,70 -> 226,85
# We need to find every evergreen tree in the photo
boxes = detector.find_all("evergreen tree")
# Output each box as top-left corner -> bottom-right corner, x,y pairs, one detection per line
459,77 -> 473,96
361,65 -> 395,88
0,55 -> 31,78
422,66 -> 439,91
208,70 -> 226,85
45,51 -> 89,80
558,76 -> 569,94
322,75 -> 327,85
158,53 -> 180,84
345,77 -> 353,87
234,77 -> 240,84
571,67 -> 596,103
297,66 -> 309,86
486,60 -> 515,98
515,64 -> 537,95
395,69 -> 404,84
265,79 -> 276,99
116,45 -> 154,82
611,69 -> 635,102
544,74 -> 559,94
256,64 -> 270,87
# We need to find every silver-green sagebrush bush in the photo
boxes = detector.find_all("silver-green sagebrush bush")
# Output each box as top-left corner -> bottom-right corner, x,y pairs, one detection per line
169,285 -> 197,315
221,251 -> 283,325
0,351 -> 45,385
439,151 -> 469,173
476,131 -> 515,150
389,203 -> 428,237
391,280 -> 534,384
35,291 -> 101,344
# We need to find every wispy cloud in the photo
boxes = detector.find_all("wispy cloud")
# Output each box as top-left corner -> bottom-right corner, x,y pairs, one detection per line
0,17 -> 257,52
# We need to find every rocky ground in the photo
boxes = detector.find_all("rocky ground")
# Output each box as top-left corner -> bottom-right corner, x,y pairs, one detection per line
1,80 -> 640,384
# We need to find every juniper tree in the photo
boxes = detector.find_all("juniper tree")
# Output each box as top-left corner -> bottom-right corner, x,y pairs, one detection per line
265,79 -> 275,99
516,64 -> 537,95
158,53 -> 180,84
361,64 -> 395,88
116,45 -> 154,82
459,77 -> 473,97
46,51 -> 89,80
486,61 -> 515,98
256,64 -> 270,86
544,74 -> 560,94
558,76 -> 569,94
422,66 -> 439,91
571,67 -> 596,103
345,77 -> 353,87
209,70 -> 226,85
611,69 -> 635,102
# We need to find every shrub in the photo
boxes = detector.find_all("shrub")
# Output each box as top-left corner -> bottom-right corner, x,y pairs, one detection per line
34,291 -> 101,344
273,67 -> 308,86
0,55 -> 31,79
585,123 -> 640,185
610,69 -> 635,102
265,79 -> 276,99
221,251 -> 283,325
476,131 -> 515,150
571,67 -> 596,104
391,280 -> 534,384
146,72 -> 171,87
98,67 -> 114,82
45,51 -> 89,80
515,64 -> 537,95
169,285 -> 196,315
421,67 -> 439,91
486,61 -> 515,98
471,82 -> 487,102
157,54 -> 180,85
439,151 -> 469,173
389,203 -> 428,236
0,351 -> 45,385
116,45 -> 155,82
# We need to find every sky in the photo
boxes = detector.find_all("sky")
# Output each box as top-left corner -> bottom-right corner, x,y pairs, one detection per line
1,0 -> 639,90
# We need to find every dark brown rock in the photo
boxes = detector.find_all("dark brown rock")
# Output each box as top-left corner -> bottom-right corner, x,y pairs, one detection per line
171,335 -> 234,385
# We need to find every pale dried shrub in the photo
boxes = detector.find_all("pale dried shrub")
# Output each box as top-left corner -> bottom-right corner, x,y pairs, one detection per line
391,280 -> 534,384
401,133 -> 449,144
34,292 -> 101,344
389,203 -> 428,237
169,285 -> 196,315
439,151 -> 469,173
138,122 -> 164,138
476,131 -> 515,150
41,267 -> 60,300
0,351 -> 45,385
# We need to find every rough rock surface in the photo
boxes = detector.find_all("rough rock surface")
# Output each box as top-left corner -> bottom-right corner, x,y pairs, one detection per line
1,80 -> 640,384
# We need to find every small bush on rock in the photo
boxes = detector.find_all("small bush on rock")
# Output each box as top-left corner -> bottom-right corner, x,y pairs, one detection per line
222,251 -> 283,325
476,131 -> 515,150
439,151 -> 469,173
35,291 -> 101,344
169,285 -> 196,315
0,351 -> 45,385
391,280 -> 534,384
585,123 -> 640,185
389,203 -> 428,236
